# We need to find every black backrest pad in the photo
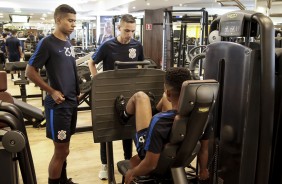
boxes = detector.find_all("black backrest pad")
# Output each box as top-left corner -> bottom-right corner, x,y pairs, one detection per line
204,41 -> 261,183
154,80 -> 219,174
91,68 -> 165,142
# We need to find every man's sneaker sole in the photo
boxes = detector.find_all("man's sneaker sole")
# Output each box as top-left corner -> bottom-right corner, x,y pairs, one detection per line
115,95 -> 128,125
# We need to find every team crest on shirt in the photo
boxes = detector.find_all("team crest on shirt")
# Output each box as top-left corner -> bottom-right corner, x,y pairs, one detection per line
129,48 -> 136,59
58,130 -> 67,140
139,135 -> 145,143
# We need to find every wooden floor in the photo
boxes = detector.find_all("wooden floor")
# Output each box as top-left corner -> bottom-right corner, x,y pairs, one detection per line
5,72 -> 124,184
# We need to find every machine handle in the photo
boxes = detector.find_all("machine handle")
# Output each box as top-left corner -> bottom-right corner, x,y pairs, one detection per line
114,61 -> 151,70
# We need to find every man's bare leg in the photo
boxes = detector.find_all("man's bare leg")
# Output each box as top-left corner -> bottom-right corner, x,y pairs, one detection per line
125,91 -> 152,131
48,141 -> 70,183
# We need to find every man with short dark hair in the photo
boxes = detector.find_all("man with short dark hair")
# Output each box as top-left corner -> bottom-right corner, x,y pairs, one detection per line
26,4 -> 79,184
5,29 -> 23,63
114,67 -> 191,184
88,13 -> 144,180
156,92 -> 211,181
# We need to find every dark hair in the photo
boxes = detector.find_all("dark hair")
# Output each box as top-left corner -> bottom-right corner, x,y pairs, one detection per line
54,4 -> 76,20
2,33 -> 7,38
120,14 -> 136,24
165,67 -> 191,95
11,29 -> 17,35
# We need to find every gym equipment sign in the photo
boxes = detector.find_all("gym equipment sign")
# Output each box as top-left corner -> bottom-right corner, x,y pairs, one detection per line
146,24 -> 152,30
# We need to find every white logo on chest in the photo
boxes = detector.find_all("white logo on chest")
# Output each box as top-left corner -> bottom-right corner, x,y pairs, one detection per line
60,47 -> 75,57
129,48 -> 136,59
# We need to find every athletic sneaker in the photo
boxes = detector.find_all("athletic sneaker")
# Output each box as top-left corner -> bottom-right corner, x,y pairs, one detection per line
98,164 -> 108,180
115,95 -> 130,125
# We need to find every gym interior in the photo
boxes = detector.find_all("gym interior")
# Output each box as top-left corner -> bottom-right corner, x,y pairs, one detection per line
0,0 -> 282,184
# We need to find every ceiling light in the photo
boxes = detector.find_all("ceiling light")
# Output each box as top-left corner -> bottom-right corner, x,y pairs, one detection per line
133,6 -> 136,9
14,9 -> 21,13
0,13 -> 3,15
40,17 -> 45,20
179,4 -> 182,6
146,2 -> 150,5
0,16 -> 3,18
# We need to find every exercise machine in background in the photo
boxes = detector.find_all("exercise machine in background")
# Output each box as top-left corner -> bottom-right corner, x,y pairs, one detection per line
162,9 -> 209,70
204,10 -> 275,184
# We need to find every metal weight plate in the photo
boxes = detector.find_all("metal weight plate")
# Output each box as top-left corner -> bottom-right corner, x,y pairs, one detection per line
77,65 -> 92,93
2,130 -> 26,153
208,30 -> 221,44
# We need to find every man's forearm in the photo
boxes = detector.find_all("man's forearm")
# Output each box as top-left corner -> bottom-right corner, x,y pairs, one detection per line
88,59 -> 97,76
131,152 -> 159,177
131,159 -> 155,177
198,140 -> 209,170
25,65 -> 54,94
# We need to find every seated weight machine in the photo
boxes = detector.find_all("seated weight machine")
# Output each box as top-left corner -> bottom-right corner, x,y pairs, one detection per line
90,64 -> 219,184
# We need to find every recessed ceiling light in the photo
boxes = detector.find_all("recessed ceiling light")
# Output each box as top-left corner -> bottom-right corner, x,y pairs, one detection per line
14,9 -> 21,13
133,6 -> 136,9
179,4 -> 182,6
146,2 -> 150,5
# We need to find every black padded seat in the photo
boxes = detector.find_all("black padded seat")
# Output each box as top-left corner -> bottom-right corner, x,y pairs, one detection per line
0,71 -> 14,104
117,80 -> 219,184
117,160 -> 130,177
5,62 -> 27,72
13,98 -> 44,121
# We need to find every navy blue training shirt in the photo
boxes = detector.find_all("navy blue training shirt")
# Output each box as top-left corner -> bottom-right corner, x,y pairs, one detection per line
28,34 -> 80,108
144,110 -> 177,154
5,36 -> 21,62
92,37 -> 144,70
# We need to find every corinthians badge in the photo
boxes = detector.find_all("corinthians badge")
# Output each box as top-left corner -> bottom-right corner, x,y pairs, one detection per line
129,48 -> 136,59
58,130 -> 67,140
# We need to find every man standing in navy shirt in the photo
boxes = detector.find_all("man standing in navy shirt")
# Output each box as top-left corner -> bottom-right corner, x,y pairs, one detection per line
88,14 -> 144,180
26,4 -> 79,184
5,29 -> 23,63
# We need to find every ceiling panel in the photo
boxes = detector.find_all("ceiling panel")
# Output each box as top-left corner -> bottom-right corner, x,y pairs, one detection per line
0,0 -> 278,25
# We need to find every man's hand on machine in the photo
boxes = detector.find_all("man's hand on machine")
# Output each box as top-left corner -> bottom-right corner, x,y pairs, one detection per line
125,169 -> 135,184
51,90 -> 65,104
198,168 -> 209,180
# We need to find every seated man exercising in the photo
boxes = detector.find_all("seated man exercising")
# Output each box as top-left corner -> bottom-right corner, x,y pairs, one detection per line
156,92 -> 211,181
115,67 -> 191,184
